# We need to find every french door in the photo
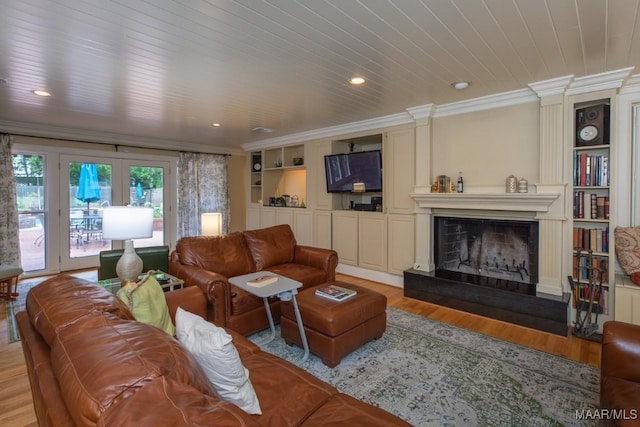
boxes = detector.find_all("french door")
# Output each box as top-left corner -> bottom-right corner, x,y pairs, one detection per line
59,155 -> 170,271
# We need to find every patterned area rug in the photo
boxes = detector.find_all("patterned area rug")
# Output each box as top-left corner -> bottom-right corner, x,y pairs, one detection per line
250,308 -> 599,427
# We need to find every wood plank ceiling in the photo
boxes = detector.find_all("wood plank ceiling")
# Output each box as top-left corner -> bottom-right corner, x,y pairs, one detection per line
0,0 -> 639,153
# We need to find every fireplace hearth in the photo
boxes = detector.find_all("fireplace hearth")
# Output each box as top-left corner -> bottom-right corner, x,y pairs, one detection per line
404,268 -> 570,335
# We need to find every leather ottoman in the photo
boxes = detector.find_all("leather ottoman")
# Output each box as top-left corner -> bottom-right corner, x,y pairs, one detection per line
280,282 -> 387,367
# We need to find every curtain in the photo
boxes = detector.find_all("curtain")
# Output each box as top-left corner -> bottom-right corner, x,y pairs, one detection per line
177,152 -> 229,238
0,133 -> 22,266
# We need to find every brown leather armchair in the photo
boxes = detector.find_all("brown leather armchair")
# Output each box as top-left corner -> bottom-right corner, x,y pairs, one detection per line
169,224 -> 338,335
600,321 -> 640,426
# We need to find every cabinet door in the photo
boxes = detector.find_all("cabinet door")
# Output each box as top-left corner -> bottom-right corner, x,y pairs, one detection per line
293,209 -> 313,246
384,128 -> 415,214
261,207 -> 276,227
275,208 -> 294,228
615,280 -> 640,325
246,207 -> 262,230
332,211 -> 358,265
358,213 -> 387,271
313,211 -> 332,249
388,214 -> 415,275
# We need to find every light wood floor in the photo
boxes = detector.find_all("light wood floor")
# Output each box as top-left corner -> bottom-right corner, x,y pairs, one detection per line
0,272 -> 601,426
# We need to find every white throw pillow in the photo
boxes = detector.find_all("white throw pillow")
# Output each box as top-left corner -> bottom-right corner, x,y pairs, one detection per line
175,307 -> 261,415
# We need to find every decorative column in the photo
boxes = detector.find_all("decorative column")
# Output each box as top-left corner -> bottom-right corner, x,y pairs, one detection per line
529,76 -> 573,296
407,105 -> 435,271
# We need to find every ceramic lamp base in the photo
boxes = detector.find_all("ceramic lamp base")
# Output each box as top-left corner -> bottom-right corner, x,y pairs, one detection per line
116,239 -> 143,283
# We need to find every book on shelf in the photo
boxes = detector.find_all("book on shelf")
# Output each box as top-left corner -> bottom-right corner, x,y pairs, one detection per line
574,152 -> 609,187
315,285 -> 357,301
246,275 -> 278,287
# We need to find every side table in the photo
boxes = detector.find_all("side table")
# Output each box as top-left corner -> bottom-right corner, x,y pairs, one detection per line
229,272 -> 309,363
97,270 -> 184,294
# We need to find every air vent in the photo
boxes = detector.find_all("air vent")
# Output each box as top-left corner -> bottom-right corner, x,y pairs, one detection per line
251,127 -> 276,134
0,78 -> 8,86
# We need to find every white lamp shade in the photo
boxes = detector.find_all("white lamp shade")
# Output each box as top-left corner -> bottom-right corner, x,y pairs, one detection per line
102,207 -> 154,240
201,212 -> 222,236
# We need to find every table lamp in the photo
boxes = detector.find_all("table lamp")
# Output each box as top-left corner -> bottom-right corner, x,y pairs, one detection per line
102,206 -> 154,284
201,212 -> 222,236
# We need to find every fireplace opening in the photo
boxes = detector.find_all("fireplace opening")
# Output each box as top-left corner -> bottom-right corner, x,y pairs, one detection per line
434,216 -> 539,295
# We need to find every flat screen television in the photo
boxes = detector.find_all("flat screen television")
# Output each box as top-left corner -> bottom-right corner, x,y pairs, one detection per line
324,150 -> 382,193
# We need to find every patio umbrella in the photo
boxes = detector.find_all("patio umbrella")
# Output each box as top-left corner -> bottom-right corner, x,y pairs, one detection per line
136,182 -> 144,199
76,163 -> 101,211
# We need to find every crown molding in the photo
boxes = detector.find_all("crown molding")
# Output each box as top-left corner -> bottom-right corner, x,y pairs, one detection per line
0,120 -> 243,155
566,67 -> 634,95
619,74 -> 640,95
406,104 -> 436,120
241,111 -> 413,151
528,75 -> 574,98
433,88 -> 539,118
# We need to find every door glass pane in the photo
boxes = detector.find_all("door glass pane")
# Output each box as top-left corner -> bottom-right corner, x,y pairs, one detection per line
129,166 -> 164,247
13,154 -> 46,272
69,162 -> 112,258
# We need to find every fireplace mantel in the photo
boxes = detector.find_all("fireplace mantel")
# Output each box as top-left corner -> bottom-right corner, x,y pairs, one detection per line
410,192 -> 559,213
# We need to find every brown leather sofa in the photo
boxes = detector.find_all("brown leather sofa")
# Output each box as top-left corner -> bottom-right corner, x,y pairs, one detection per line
601,320 -> 640,426
169,224 -> 338,335
17,274 -> 410,427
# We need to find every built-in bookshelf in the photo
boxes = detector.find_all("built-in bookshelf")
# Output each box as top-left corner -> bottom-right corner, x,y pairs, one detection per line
570,101 -> 611,318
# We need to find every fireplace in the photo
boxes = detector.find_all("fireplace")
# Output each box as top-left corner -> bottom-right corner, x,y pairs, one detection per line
433,217 -> 538,294
404,192 -> 569,336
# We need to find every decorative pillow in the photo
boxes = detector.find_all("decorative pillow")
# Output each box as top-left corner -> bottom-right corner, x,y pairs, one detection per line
117,273 -> 175,335
175,307 -> 262,415
614,226 -> 640,285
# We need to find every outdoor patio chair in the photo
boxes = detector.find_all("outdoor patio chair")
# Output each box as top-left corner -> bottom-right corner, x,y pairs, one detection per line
0,265 -> 23,300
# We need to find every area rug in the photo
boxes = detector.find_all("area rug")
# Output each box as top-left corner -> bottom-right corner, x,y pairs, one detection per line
250,307 -> 599,427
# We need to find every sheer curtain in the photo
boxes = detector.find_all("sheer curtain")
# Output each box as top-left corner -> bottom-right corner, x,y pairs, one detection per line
177,152 -> 229,238
0,133 -> 22,266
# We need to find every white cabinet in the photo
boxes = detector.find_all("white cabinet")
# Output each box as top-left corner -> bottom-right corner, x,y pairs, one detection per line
331,211 -> 412,274
358,213 -> 387,271
384,128 -> 416,214
615,276 -> 640,325
313,211 -> 332,249
246,206 -> 261,230
332,211 -> 359,265
387,214 -> 415,275
261,207 -> 277,227
293,209 -> 313,246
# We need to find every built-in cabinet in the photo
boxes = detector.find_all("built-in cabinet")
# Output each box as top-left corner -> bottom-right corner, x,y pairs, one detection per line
246,206 -> 313,246
614,276 -> 640,325
331,211 -> 415,274
249,144 -> 307,206
246,126 -> 416,280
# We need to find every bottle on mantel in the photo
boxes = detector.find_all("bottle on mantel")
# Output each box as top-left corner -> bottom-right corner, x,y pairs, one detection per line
457,172 -> 464,193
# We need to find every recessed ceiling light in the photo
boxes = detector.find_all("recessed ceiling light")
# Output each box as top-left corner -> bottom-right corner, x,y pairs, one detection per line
211,123 -> 222,127
451,81 -> 470,90
33,90 -> 51,97
349,76 -> 366,85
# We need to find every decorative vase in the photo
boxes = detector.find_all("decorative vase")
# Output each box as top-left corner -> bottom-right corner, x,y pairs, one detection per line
518,178 -> 528,193
506,175 -> 518,193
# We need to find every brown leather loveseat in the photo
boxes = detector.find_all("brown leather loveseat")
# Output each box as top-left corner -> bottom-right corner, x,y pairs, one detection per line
17,274 -> 410,427
600,320 -> 640,426
169,224 -> 338,335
